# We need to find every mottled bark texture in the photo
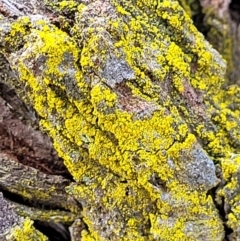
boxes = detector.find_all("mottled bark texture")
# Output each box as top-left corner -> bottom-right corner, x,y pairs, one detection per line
0,0 -> 240,240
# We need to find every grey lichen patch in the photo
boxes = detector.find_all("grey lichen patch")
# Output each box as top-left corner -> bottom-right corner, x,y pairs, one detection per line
102,57 -> 135,88
184,219 -> 224,241
57,53 -> 83,100
0,192 -> 22,238
181,144 -> 220,190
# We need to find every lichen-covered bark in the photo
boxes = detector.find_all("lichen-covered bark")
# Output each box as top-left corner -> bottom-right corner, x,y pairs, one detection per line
0,191 -> 48,241
0,153 -> 81,215
197,0 -> 235,80
0,153 -> 84,240
6,218 -> 48,241
0,0 -> 240,240
180,0 -> 240,84
182,2 -> 240,239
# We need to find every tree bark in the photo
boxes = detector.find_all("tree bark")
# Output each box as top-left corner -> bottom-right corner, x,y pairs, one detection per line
0,0 -> 240,240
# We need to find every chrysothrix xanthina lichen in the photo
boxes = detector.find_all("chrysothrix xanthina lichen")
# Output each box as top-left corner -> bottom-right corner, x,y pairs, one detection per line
2,0 -> 240,240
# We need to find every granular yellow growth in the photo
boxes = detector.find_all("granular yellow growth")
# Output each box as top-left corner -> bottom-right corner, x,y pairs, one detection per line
7,218 -> 48,241
2,0 -> 239,240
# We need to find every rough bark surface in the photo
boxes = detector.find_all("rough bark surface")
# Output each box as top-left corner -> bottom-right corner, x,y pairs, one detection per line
0,0 -> 240,240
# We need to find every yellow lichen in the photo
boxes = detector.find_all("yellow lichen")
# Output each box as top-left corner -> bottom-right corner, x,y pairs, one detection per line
7,218 -> 47,241
1,0 -> 232,239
